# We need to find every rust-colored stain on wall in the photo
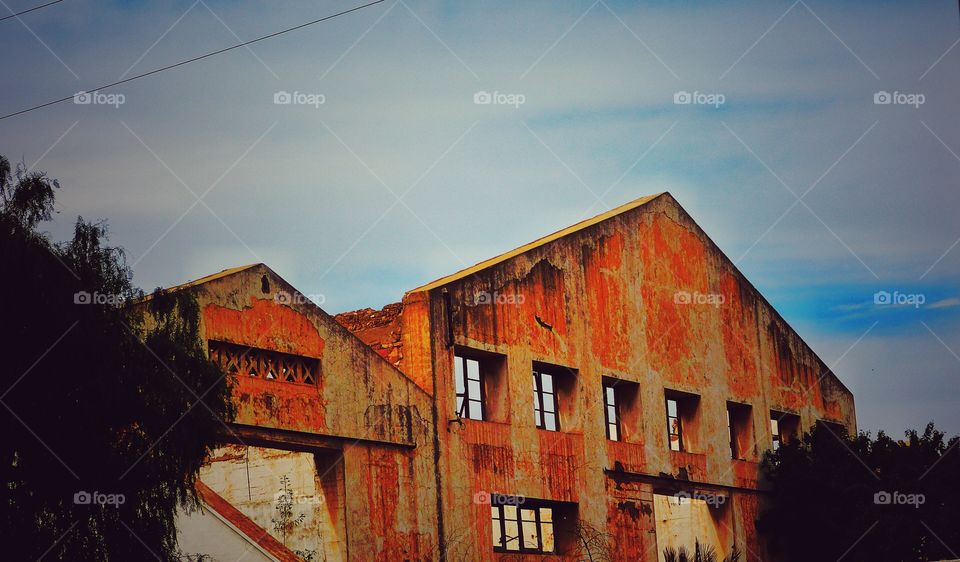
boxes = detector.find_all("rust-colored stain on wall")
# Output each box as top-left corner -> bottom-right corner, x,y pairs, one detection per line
169,193 -> 854,562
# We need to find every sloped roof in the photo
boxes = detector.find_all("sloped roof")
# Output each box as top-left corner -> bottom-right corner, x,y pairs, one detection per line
408,193 -> 665,293
195,479 -> 300,562
134,263 -> 261,303
163,263 -> 262,291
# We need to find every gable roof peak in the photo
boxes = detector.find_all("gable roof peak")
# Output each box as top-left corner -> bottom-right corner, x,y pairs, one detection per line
408,192 -> 668,293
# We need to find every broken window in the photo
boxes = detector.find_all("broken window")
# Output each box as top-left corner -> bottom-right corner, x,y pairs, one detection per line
453,348 -> 508,423
770,411 -> 800,450
533,370 -> 558,431
726,402 -> 753,459
491,496 -> 557,553
532,362 -> 579,432
454,354 -> 484,421
208,341 -> 318,385
667,398 -> 683,451
601,376 -> 640,443
665,390 -> 700,453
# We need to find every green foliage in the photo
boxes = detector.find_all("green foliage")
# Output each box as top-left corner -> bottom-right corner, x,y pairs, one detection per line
759,422 -> 960,562
0,155 -> 235,560
271,475 -> 316,561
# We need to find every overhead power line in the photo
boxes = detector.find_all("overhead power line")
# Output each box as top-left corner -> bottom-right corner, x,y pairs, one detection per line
0,0 -> 386,121
0,0 -> 64,23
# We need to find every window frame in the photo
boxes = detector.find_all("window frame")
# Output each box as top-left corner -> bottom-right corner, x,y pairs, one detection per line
603,383 -> 621,441
666,397 -> 683,452
770,417 -> 781,451
727,408 -> 737,458
726,401 -> 753,460
490,496 -> 556,554
454,354 -> 486,421
533,369 -> 559,431
770,410 -> 801,451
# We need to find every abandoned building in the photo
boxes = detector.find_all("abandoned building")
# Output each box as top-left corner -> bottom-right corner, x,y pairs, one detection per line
169,192 -> 856,561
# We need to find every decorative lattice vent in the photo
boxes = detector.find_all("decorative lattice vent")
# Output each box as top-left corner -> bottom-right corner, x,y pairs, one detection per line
208,340 -> 318,385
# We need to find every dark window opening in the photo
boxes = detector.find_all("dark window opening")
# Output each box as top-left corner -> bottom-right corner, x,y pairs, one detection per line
454,348 -> 509,423
817,419 -> 848,438
665,390 -> 700,453
667,398 -> 683,451
726,402 -> 753,460
533,370 -> 558,431
770,411 -> 800,450
455,354 -> 484,421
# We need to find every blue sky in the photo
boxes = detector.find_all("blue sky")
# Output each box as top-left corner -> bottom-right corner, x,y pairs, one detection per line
1,0 -> 958,436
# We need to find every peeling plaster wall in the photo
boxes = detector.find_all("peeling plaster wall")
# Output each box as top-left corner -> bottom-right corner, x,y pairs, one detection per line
200,445 -> 346,560
166,265 -> 439,561
401,194 -> 856,561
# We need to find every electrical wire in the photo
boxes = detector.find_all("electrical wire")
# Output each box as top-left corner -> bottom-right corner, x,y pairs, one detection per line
0,0 -> 386,121
0,0 -> 64,23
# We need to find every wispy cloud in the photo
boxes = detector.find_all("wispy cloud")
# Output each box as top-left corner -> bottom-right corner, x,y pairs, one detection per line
0,0 -> 958,434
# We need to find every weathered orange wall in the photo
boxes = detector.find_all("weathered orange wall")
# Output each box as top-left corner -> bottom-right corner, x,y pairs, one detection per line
401,193 -> 855,561
175,265 -> 440,561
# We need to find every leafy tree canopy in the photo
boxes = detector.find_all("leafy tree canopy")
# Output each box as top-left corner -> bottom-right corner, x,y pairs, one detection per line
760,422 -> 959,562
0,155 -> 234,560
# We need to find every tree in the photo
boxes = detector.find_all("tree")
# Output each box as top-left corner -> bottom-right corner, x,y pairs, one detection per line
270,475 -> 318,561
0,155 -> 235,560
574,521 -> 615,562
759,422 -> 960,562
663,542 -> 742,562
